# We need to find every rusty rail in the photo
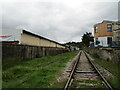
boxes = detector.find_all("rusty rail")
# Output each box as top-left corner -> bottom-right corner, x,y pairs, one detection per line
64,51 -> 113,89
64,51 -> 82,90
84,51 -> 113,90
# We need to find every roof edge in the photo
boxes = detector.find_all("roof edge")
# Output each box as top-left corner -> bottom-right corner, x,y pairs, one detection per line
94,20 -> 118,26
22,30 -> 66,47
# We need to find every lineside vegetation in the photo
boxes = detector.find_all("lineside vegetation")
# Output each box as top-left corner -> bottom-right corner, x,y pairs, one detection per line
3,51 -> 79,88
92,54 -> 120,89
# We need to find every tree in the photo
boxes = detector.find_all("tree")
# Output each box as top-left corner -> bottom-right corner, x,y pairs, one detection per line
63,41 -> 84,49
82,32 -> 94,47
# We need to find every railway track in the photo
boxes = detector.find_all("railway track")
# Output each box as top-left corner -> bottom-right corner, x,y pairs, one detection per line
64,51 -> 113,89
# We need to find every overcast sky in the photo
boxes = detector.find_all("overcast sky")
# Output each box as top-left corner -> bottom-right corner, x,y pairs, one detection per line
1,0 -> 119,43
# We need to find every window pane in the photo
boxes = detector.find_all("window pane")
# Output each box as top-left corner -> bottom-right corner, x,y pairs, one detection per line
107,24 -> 112,32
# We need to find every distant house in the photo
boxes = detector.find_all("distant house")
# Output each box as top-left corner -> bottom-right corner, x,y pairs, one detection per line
94,20 -> 118,47
1,29 -> 66,48
66,45 -> 79,51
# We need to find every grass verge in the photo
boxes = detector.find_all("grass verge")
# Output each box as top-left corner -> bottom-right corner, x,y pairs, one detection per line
92,54 -> 120,89
3,51 -> 79,88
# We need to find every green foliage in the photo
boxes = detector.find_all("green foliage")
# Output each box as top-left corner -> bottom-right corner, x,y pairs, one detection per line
2,51 -> 79,88
82,32 -> 94,47
70,80 -> 105,88
64,42 -> 84,49
92,54 -> 119,77
107,77 -> 119,89
92,54 -> 119,89
64,32 -> 94,49
93,53 -> 100,58
79,80 -> 101,83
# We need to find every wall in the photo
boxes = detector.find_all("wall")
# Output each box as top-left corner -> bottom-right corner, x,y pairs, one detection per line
113,29 -> 120,42
94,37 -> 107,47
113,23 -> 119,42
94,22 -> 113,38
20,32 -> 65,48
112,23 -> 119,31
21,33 -> 40,46
86,47 -> 120,64
2,44 -> 69,63
94,36 -> 113,47
56,44 -> 65,48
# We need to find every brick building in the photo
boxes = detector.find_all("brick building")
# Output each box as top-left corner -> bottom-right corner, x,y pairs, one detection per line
94,20 -> 118,47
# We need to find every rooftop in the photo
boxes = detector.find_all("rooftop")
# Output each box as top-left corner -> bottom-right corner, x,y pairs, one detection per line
94,20 -> 118,26
22,30 -> 65,47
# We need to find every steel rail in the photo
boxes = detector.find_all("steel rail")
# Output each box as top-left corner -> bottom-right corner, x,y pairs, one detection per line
84,51 -> 113,90
64,51 -> 82,90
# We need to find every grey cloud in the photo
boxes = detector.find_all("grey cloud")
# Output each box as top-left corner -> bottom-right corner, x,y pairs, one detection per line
2,2 -> 118,43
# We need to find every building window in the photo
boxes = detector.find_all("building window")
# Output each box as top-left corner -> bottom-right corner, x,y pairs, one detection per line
95,26 -> 98,33
107,24 -> 112,32
95,38 -> 100,45
107,37 -> 112,47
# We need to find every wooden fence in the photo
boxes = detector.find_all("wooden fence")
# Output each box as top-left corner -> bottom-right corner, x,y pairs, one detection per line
2,44 -> 69,62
